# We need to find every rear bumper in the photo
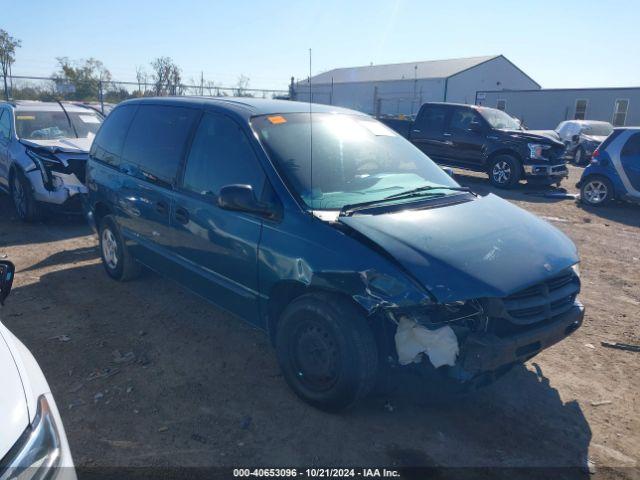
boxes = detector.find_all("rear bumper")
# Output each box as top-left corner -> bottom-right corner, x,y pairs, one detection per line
454,302 -> 584,378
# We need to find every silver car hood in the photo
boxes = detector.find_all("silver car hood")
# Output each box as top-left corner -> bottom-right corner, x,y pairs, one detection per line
0,327 -> 29,460
20,137 -> 93,154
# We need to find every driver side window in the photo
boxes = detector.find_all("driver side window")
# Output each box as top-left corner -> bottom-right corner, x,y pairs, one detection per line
182,112 -> 266,198
450,108 -> 480,132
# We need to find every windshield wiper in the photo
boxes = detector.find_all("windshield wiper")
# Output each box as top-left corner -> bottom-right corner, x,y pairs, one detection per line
339,185 -> 471,216
382,185 -> 471,200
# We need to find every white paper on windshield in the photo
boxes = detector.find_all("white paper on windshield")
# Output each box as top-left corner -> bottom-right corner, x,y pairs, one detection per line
79,115 -> 101,124
359,120 -> 397,137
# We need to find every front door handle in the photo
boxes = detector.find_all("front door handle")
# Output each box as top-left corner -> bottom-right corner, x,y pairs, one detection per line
443,132 -> 452,137
175,207 -> 189,224
155,201 -> 168,215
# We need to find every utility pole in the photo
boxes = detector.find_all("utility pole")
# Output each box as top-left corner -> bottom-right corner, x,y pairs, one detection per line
200,71 -> 204,96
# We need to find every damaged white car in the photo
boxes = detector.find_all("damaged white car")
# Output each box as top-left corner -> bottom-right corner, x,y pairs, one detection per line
0,261 -> 76,479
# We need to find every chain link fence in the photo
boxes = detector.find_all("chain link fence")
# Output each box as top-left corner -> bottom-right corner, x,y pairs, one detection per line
3,75 -> 290,114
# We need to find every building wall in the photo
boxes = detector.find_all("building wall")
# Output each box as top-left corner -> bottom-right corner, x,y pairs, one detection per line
294,56 -> 539,116
477,88 -> 640,129
446,56 -> 540,104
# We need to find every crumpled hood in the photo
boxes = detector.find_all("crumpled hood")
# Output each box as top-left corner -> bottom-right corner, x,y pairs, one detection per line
20,137 -> 93,154
528,129 -> 561,142
0,327 -> 29,460
500,129 -> 564,147
339,194 -> 579,303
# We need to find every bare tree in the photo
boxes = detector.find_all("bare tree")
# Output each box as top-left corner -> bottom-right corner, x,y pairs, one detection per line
235,74 -> 251,97
150,57 -> 181,96
0,29 -> 21,100
135,65 -> 148,96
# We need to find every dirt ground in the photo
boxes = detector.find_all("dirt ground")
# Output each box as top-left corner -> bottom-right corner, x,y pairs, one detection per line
0,165 -> 638,479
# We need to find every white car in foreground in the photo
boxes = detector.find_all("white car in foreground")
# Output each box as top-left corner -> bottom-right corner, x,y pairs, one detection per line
0,261 -> 75,480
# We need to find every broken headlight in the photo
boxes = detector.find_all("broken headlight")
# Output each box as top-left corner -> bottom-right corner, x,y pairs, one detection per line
26,149 -> 64,191
528,143 -> 551,161
571,263 -> 580,278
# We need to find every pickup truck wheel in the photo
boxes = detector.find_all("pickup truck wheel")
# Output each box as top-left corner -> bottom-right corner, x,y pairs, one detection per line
573,147 -> 586,166
10,169 -> 42,222
580,176 -> 613,206
275,293 -> 378,412
99,215 -> 141,281
488,155 -> 521,189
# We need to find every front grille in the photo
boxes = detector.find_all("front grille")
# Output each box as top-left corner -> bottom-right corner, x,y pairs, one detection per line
502,270 -> 580,325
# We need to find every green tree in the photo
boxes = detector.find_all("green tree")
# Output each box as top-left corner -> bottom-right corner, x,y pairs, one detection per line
52,57 -> 112,101
0,29 -> 21,100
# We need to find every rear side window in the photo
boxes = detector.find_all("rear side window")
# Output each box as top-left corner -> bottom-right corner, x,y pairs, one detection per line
621,132 -> 640,157
122,105 -> 199,185
182,112 -> 265,198
415,106 -> 448,136
91,105 -> 137,167
0,110 -> 10,141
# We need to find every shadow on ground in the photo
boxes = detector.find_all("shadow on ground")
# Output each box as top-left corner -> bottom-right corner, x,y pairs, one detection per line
2,261 -> 593,477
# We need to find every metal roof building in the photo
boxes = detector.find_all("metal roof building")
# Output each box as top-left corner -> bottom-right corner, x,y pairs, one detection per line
476,87 -> 640,129
293,55 -> 540,116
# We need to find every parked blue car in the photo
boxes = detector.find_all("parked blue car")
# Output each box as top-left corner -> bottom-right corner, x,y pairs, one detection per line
578,127 -> 640,206
83,97 -> 584,411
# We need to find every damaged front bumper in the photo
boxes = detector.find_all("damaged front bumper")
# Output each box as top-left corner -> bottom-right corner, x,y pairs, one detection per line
450,302 -> 584,381
523,163 -> 569,180
25,169 -> 87,210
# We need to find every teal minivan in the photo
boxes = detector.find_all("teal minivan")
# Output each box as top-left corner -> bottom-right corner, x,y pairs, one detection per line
84,97 -> 583,411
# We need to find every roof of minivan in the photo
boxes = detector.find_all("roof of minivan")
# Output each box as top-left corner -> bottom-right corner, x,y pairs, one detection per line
119,97 -> 366,119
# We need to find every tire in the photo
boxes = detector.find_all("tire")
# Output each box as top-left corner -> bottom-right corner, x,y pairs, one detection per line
573,146 -> 586,166
98,215 -> 141,281
488,155 -> 521,189
275,293 -> 378,412
10,169 -> 42,222
580,176 -> 613,207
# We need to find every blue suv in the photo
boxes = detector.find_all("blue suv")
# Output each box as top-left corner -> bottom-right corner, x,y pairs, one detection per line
578,127 -> 640,206
84,97 -> 584,411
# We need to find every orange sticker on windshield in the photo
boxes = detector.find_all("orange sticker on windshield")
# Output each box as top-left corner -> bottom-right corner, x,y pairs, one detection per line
267,115 -> 287,124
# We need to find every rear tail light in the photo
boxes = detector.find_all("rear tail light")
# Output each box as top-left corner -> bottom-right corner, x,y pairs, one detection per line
592,148 -> 600,159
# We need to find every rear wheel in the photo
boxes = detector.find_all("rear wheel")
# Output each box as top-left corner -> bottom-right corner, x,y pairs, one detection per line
573,146 -> 586,166
10,169 -> 42,222
99,215 -> 141,281
275,293 -> 378,412
488,155 -> 521,188
581,176 -> 613,206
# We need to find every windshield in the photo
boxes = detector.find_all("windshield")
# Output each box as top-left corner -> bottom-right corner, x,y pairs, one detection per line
479,107 -> 521,130
581,123 -> 613,137
252,113 -> 460,210
15,109 -> 102,140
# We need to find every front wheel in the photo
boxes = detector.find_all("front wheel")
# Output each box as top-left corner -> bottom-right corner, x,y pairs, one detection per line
275,293 -> 378,412
10,169 -> 42,222
99,215 -> 141,281
581,176 -> 613,207
488,155 -> 521,189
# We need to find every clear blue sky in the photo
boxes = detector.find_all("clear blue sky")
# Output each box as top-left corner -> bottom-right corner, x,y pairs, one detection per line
4,0 -> 639,91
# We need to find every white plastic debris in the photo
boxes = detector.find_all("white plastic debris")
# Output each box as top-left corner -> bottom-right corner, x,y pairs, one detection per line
394,317 -> 459,368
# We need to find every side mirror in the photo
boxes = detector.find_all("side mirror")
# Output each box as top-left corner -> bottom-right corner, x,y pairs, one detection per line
218,184 -> 276,218
0,261 -> 15,306
469,121 -> 483,132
